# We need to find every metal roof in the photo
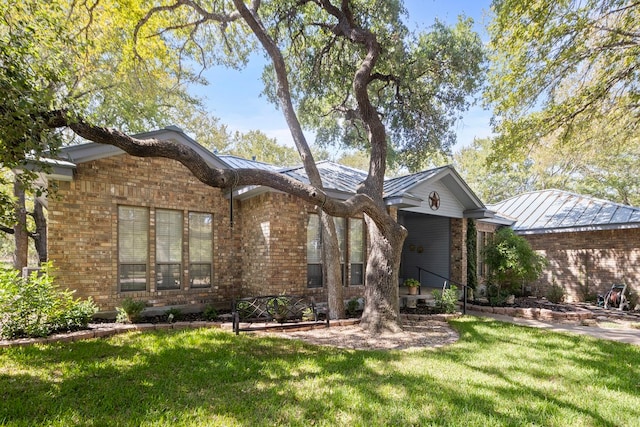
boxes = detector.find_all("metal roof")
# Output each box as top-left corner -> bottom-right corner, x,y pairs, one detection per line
217,155 -> 281,172
383,167 -> 446,198
43,126 -> 487,214
280,161 -> 368,194
489,189 -> 640,234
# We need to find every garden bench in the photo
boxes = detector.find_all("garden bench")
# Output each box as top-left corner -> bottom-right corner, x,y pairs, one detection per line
232,295 -> 329,335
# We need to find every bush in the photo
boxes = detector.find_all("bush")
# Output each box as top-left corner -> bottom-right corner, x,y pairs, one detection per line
165,307 -> 182,323
433,285 -> 458,314
0,263 -> 97,339
546,281 -> 565,304
116,298 -> 146,323
487,283 -> 510,307
203,305 -> 218,321
346,298 -> 360,316
482,228 -> 547,296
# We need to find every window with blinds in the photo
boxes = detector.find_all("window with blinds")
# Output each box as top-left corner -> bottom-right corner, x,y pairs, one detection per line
156,209 -> 183,290
306,213 -> 323,288
118,206 -> 149,292
349,218 -> 365,285
189,212 -> 213,288
307,213 -> 366,288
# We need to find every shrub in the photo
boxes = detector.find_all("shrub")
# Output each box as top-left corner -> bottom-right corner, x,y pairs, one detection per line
433,285 -> 458,314
203,305 -> 218,321
346,298 -> 360,317
487,283 -> 510,307
165,307 -> 182,323
116,298 -> 146,323
0,263 -> 97,339
546,281 -> 565,304
482,228 -> 547,296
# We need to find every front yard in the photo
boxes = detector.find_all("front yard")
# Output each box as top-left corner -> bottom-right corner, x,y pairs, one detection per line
1,316 -> 639,426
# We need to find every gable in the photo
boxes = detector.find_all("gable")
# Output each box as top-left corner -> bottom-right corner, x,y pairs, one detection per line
388,166 -> 491,219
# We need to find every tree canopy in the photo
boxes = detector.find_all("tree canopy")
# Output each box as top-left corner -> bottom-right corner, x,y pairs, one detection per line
486,0 -> 640,163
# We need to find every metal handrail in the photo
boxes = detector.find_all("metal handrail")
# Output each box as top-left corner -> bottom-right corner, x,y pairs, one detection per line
416,266 -> 470,314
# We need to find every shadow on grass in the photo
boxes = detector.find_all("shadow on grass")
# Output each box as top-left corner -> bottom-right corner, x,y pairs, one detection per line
0,317 -> 638,426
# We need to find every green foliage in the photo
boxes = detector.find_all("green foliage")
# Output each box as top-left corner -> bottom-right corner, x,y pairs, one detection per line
546,281 -> 565,304
165,308 -> 182,323
433,285 -> 458,314
404,278 -> 420,288
483,228 -> 547,295
258,2 -> 485,170
454,137 -> 538,204
301,307 -> 315,321
115,298 -> 146,324
486,0 -> 640,170
0,0 -> 214,216
0,263 -> 97,339
202,305 -> 218,321
487,284 -> 510,307
346,298 -> 360,316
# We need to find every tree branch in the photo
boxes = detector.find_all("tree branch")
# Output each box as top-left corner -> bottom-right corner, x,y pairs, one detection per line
44,111 -> 386,220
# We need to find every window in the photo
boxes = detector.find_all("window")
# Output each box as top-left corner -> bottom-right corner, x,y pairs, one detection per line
307,214 -> 323,287
334,217 -> 346,285
118,206 -> 149,292
306,213 -> 365,287
349,218 -> 365,285
477,231 -> 493,279
189,212 -> 213,288
156,209 -> 183,290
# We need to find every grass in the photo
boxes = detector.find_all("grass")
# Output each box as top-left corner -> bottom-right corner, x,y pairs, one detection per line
1,316 -> 639,426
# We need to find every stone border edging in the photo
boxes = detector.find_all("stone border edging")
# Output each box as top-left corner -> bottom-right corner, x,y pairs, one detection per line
401,313 -> 461,322
0,318 -> 366,349
466,303 -> 594,322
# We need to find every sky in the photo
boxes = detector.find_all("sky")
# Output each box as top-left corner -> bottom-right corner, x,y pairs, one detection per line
197,0 -> 494,154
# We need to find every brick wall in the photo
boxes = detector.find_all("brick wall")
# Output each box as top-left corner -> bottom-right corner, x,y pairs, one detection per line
48,153 -> 238,312
238,193 -> 307,297
48,151 -> 482,313
524,228 -> 640,302
449,218 -> 466,287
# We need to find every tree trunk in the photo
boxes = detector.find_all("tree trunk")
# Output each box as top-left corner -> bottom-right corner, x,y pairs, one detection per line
232,0 -> 345,319
320,211 -> 345,319
13,180 -> 28,270
360,215 -> 406,333
32,199 -> 47,264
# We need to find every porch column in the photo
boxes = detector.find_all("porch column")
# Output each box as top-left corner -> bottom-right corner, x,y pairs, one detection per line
450,218 -> 467,287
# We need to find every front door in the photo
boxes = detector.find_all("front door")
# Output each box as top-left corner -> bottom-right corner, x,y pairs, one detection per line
399,212 -> 450,289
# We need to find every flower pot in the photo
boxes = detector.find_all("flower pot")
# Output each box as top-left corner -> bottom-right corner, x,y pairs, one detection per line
408,286 -> 418,295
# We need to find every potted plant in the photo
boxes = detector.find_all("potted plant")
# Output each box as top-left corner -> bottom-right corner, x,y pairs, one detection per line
404,278 -> 420,295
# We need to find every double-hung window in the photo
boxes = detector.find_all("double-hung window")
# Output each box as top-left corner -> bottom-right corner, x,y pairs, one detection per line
118,206 -> 149,292
349,218 -> 365,285
118,207 -> 214,292
189,212 -> 213,288
307,213 -> 365,288
156,209 -> 183,290
306,214 -> 323,287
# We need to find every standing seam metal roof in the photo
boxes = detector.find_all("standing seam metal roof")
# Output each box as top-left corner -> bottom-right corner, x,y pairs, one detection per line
489,189 -> 640,232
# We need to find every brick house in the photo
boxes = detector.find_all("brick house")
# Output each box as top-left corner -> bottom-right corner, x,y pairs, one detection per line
489,190 -> 640,302
41,126 -> 495,314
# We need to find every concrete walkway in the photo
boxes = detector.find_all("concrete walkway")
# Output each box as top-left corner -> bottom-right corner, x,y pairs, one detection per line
468,310 -> 640,346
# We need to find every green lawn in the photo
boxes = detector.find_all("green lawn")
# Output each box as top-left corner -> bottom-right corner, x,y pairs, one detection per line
1,316 -> 639,426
